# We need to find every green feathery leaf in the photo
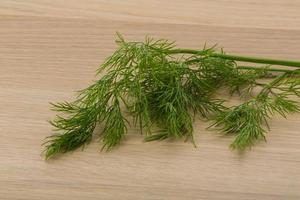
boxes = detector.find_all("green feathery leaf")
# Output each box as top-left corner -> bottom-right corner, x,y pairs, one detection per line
43,34 -> 300,158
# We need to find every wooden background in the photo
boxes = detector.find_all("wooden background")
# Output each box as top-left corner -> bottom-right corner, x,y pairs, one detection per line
1,1 -> 300,199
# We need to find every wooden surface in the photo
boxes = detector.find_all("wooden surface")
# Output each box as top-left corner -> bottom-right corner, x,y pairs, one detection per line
1,1 -> 300,199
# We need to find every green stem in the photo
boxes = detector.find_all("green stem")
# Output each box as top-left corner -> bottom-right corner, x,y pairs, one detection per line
167,49 -> 300,68
237,66 -> 300,73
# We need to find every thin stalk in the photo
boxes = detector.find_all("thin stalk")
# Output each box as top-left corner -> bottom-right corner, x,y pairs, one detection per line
237,66 -> 300,74
167,49 -> 300,68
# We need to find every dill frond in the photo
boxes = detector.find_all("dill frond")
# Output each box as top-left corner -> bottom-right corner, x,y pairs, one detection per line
210,73 -> 300,150
43,34 -> 300,158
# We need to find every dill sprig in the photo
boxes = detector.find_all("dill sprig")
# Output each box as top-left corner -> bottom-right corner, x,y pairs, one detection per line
210,72 -> 300,149
43,34 -> 300,159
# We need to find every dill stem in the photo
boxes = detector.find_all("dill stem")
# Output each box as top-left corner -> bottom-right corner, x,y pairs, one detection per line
237,66 -> 300,73
167,49 -> 300,68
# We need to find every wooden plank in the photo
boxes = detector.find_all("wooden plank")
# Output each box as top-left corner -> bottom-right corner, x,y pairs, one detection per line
0,1 -> 299,199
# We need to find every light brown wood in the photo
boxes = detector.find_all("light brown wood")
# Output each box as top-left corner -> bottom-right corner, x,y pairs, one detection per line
1,1 -> 300,199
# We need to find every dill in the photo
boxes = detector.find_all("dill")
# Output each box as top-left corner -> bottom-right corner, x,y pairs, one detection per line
43,34 -> 300,159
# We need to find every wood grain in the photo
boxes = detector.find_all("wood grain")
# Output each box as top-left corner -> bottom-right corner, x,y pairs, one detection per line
0,1 -> 300,199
